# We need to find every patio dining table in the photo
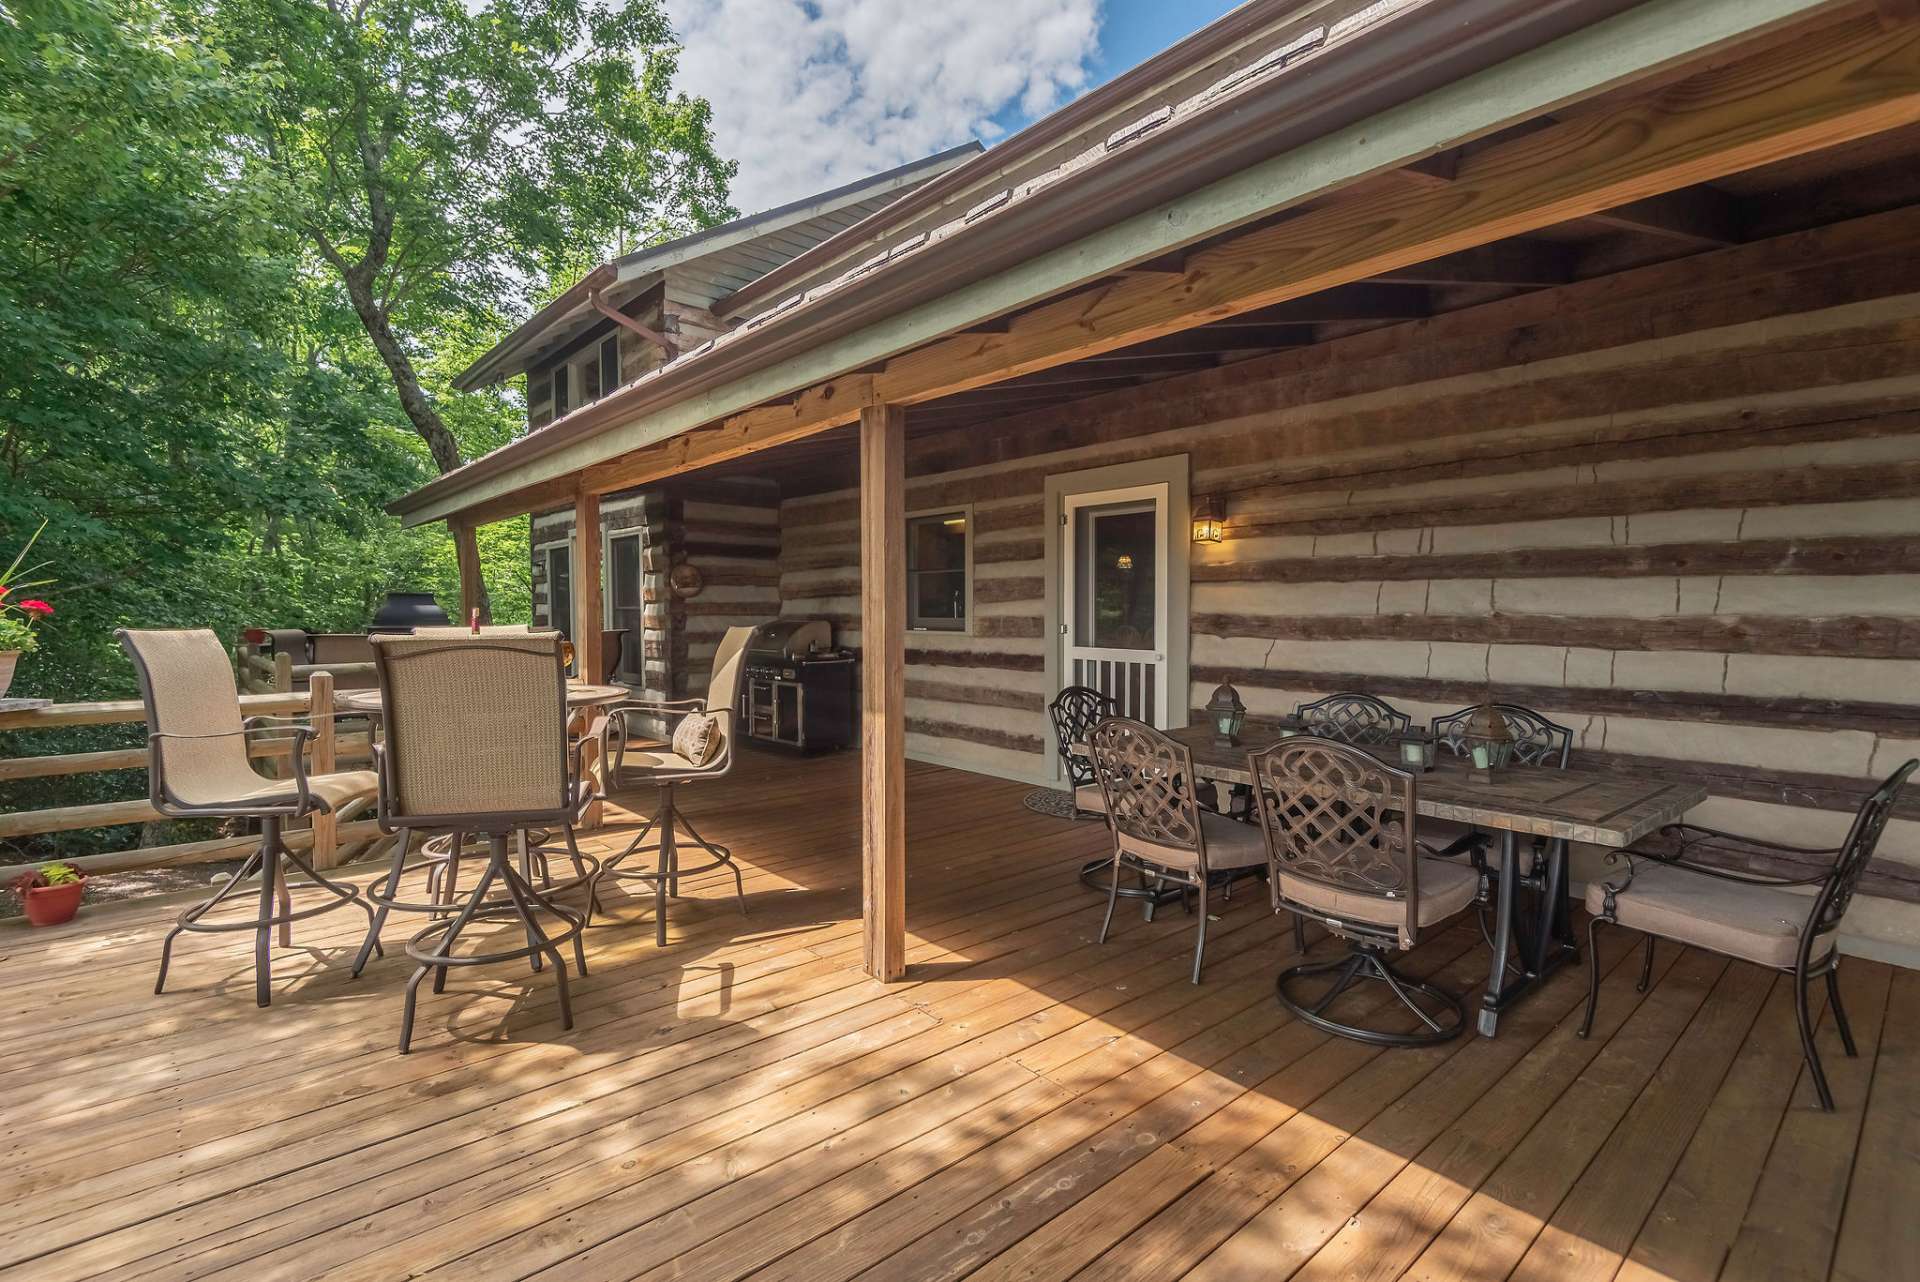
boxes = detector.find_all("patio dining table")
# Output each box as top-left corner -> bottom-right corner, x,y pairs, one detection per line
1085,722 -> 1707,1036
337,681 -> 630,831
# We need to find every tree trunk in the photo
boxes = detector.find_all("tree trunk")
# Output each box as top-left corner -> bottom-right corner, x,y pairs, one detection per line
341,272 -> 492,620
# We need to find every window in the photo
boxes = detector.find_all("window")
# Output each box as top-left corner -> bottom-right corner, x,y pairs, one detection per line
541,542 -> 572,639
906,509 -> 969,631
598,335 -> 621,397
607,529 -> 643,683
550,365 -> 571,418
580,346 -> 602,404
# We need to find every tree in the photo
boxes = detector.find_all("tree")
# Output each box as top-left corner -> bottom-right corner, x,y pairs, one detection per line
219,0 -> 736,476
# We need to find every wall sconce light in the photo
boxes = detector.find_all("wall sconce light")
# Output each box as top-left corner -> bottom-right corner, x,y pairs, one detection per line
1192,496 -> 1224,544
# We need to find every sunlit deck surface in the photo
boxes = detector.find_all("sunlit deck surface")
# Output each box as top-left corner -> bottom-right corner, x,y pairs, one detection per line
2,750 -> 1908,1282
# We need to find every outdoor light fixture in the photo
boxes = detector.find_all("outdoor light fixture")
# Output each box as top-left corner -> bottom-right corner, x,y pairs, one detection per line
1192,496 -> 1224,544
1394,731 -> 1438,772
1205,680 -> 1247,748
1116,553 -> 1134,571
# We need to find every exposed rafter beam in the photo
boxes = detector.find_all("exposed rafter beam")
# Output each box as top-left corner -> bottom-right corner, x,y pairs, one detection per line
1071,329 -> 1314,361
1588,186 -> 1744,245
1370,240 -> 1574,286
1202,283 -> 1431,327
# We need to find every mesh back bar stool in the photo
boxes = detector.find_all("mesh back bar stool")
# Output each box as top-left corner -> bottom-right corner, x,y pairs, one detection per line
1251,736 -> 1481,1045
1087,717 -> 1268,984
598,626 -> 751,946
118,628 -> 381,1007
366,631 -> 599,1054
1582,759 -> 1915,1111
1294,692 -> 1411,746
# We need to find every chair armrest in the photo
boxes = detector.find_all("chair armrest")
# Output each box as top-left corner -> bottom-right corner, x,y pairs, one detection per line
1627,822 -> 1840,886
150,725 -> 317,815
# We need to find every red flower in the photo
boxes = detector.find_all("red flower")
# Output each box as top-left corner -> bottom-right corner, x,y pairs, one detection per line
17,600 -> 52,616
0,585 -> 8,599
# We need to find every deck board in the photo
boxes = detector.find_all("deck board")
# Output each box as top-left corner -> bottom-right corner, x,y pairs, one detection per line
0,750 -> 1905,1281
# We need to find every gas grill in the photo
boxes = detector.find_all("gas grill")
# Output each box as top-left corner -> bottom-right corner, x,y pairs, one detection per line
740,619 -> 857,752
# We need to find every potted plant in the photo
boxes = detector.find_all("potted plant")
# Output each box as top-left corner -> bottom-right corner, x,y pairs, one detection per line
11,862 -> 86,927
0,520 -> 55,701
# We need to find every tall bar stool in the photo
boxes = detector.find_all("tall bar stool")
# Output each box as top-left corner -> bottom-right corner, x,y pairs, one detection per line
118,628 -> 381,1007
362,631 -> 600,1053
597,627 -> 750,945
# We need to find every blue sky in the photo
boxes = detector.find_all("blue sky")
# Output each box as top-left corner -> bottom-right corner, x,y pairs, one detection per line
669,0 -> 1249,213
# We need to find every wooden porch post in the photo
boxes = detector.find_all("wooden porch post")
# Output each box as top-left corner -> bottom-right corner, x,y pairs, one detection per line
452,520 -> 487,624
860,402 -> 907,981
574,489 -> 605,682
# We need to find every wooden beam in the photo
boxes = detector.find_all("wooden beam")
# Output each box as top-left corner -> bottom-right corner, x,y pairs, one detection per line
452,521 -> 487,625
859,402 -> 907,983
1589,185 -> 1744,245
1067,329 -> 1313,361
574,490 -> 604,682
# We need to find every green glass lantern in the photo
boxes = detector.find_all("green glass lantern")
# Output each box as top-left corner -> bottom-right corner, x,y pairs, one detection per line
1205,681 -> 1247,748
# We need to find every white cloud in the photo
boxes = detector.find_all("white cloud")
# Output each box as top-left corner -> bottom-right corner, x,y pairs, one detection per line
668,0 -> 1103,214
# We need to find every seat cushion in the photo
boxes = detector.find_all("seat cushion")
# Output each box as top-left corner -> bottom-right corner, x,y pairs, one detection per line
1278,856 -> 1479,932
1419,818 -> 1490,859
229,769 -> 377,814
621,748 -> 708,775
1585,862 -> 1825,970
1073,783 -> 1107,814
1116,811 -> 1267,872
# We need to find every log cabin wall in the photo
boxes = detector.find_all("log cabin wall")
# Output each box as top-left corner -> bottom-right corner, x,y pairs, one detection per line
669,479 -> 782,703
775,205 -> 1920,960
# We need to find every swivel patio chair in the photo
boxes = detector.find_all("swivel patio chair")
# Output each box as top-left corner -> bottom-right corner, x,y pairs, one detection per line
1048,685 -> 1117,820
1251,735 -> 1481,1045
597,626 -> 750,945
1294,692 -> 1412,746
1582,758 -> 1915,1111
118,628 -> 381,1008
361,630 -> 598,1054
1087,717 -> 1268,984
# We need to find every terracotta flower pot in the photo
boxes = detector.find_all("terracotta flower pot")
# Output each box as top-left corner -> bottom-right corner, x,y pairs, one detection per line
0,649 -> 18,701
22,878 -> 84,928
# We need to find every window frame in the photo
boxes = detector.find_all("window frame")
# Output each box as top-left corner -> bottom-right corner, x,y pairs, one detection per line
905,505 -> 972,634
535,536 -> 574,638
598,334 -> 621,398
550,364 -> 571,418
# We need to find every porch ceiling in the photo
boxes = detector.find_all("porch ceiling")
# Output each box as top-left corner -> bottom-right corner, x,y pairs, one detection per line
691,113 -> 1920,498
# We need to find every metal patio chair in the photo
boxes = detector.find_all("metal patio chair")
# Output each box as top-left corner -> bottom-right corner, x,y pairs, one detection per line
1428,702 -> 1574,953
1294,692 -> 1412,746
596,626 -> 750,946
1582,758 -> 1916,1111
1087,717 -> 1268,984
361,630 -> 598,1054
1251,735 -> 1482,1045
118,628 -> 381,1007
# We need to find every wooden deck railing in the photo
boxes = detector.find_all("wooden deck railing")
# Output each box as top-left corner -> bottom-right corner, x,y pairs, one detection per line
0,670 -> 389,884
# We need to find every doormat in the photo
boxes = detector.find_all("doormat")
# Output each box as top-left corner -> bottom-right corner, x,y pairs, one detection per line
1022,788 -> 1080,819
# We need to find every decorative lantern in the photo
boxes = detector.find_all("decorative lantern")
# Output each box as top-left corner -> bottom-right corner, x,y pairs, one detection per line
1460,698 -> 1515,783
1192,496 -> 1224,544
1205,681 -> 1247,748
1393,730 -> 1437,772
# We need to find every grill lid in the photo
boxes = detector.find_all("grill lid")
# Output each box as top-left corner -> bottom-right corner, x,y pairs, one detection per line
746,618 -> 832,661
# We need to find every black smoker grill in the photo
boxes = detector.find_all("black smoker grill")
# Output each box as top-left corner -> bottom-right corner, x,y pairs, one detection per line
740,619 -> 856,752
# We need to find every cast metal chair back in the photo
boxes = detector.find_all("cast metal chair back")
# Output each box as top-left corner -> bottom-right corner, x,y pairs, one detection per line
1294,692 -> 1411,746
1049,685 -> 1116,790
1431,703 -> 1572,767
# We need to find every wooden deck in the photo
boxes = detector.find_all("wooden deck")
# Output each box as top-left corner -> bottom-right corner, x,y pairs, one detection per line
0,750 -> 1908,1281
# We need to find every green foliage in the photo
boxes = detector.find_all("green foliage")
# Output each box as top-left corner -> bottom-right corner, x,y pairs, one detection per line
0,0 -> 732,859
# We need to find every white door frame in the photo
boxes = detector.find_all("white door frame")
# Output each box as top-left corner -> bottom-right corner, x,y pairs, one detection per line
1042,454 -> 1190,785
602,525 -> 645,683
